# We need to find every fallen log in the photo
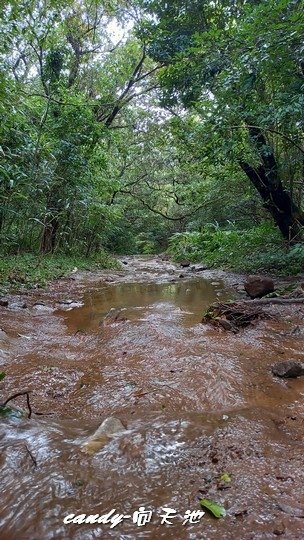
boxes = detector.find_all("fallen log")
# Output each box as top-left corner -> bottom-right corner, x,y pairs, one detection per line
241,298 -> 304,305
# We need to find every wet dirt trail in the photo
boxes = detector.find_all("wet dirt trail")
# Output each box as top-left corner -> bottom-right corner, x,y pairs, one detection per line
0,256 -> 304,539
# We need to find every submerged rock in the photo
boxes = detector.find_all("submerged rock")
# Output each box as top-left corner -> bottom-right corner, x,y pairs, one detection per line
272,360 -> 304,378
102,308 -> 127,325
244,275 -> 274,298
0,328 -> 8,340
81,417 -> 126,455
11,301 -> 27,309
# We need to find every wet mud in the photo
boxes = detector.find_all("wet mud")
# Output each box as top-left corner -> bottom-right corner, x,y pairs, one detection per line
0,256 -> 304,539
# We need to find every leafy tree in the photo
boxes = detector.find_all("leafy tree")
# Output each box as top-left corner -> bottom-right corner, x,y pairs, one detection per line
137,0 -> 304,242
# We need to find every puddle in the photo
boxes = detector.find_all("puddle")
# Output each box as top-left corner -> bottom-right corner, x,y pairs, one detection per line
59,278 -> 233,333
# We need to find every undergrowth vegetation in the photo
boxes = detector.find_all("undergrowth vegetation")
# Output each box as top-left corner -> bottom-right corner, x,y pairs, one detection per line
0,252 -> 119,293
168,223 -> 304,275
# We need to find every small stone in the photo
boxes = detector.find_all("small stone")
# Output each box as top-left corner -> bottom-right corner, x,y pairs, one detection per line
11,302 -> 27,309
57,300 -> 84,309
272,360 -> 304,378
81,417 -> 126,455
180,261 -> 190,268
273,519 -> 285,536
218,318 -> 234,331
0,328 -> 8,339
234,508 -> 248,517
0,298 -> 8,307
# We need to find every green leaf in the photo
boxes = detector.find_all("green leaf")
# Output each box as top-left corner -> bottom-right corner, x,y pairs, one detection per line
0,371 -> 6,381
0,405 -> 24,418
220,472 -> 231,483
200,499 -> 226,518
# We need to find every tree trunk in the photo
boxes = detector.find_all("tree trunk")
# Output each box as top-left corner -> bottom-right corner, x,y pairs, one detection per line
240,127 -> 304,242
40,216 -> 59,254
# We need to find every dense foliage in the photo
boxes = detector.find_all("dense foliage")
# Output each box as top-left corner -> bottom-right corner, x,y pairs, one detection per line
1,0 -> 304,280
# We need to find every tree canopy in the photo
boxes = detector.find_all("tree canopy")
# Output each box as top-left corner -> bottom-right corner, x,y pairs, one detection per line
1,0 -> 304,272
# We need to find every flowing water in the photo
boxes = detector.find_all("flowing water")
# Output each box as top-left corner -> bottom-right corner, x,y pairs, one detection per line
0,257 -> 304,539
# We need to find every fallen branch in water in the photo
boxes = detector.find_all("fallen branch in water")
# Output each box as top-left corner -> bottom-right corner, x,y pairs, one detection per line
1,390 -> 32,418
202,301 -> 272,332
24,443 -> 37,468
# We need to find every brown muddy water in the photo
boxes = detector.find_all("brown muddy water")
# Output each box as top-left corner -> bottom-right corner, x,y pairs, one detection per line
0,256 -> 304,539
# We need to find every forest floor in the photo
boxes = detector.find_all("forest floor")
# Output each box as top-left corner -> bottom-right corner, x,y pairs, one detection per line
0,256 -> 304,539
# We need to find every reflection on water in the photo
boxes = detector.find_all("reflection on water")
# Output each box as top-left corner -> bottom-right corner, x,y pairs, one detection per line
60,279 -> 233,333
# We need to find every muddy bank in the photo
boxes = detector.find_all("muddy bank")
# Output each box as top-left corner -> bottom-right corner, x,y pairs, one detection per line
0,256 -> 304,539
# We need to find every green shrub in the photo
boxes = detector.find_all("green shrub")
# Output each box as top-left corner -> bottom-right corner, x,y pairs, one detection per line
168,223 -> 304,274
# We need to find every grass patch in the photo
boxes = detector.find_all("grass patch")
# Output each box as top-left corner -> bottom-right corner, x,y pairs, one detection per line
0,251 -> 120,294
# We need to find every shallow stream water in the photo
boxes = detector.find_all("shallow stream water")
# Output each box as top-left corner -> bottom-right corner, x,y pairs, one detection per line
0,257 -> 304,539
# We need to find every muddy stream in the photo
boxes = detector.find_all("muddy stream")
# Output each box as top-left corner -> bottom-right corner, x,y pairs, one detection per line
0,257 -> 304,539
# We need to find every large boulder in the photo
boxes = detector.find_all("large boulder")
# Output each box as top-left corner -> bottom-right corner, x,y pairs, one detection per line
272,360 -> 304,378
244,275 -> 274,298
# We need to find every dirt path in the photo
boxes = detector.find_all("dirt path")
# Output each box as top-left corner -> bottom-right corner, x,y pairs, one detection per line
0,256 -> 304,539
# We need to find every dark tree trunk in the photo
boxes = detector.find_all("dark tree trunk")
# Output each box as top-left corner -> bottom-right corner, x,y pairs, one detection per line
40,216 -> 59,254
240,127 -> 304,243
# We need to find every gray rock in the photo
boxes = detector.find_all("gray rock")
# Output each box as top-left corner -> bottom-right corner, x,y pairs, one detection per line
218,318 -> 234,331
180,261 -> 190,268
272,360 -> 304,378
57,300 -> 84,309
0,328 -> 8,340
244,275 -> 274,298
11,302 -> 27,309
